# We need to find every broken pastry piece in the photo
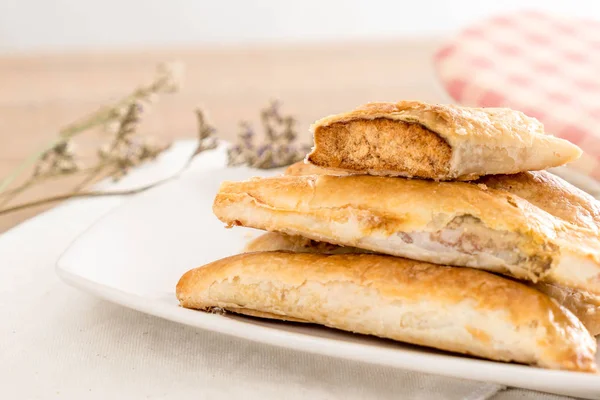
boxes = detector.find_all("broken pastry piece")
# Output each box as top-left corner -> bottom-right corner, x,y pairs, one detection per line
307,101 -> 582,180
213,174 -> 600,295
177,252 -> 597,372
245,232 -> 600,336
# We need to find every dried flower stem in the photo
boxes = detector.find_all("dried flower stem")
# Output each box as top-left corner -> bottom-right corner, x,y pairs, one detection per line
0,182 -> 166,216
0,107 -> 217,217
0,62 -> 184,196
0,109 -> 116,195
0,185 -> 28,209
0,150 -> 186,216
1,166 -> 103,197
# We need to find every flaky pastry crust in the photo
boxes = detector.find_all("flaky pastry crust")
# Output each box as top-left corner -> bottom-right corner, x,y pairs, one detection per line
245,231 -> 600,336
478,171 -> 600,234
177,252 -> 597,372
282,163 -> 600,291
307,101 -> 582,180
213,174 -> 600,294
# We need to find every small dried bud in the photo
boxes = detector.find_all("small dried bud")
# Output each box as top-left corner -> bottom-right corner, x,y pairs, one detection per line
156,62 -> 185,93
115,102 -> 143,140
57,159 -> 79,173
258,143 -> 275,158
238,123 -> 254,140
192,108 -> 219,154
138,138 -> 170,162
103,120 -> 121,136
254,149 -> 275,169
97,144 -> 111,160
199,136 -> 218,152
226,101 -> 308,169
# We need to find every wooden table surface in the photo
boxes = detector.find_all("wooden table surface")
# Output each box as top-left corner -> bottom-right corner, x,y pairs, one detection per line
0,38 -> 444,232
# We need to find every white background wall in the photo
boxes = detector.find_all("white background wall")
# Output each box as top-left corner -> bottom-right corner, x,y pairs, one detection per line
0,0 -> 599,53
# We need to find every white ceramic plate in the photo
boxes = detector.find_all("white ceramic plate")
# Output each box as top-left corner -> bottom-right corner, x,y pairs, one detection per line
56,146 -> 600,399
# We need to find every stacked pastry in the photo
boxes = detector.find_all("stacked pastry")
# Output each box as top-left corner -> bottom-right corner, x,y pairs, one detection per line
177,101 -> 600,372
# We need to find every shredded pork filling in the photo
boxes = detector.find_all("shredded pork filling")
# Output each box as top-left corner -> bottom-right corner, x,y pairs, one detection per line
414,215 -> 523,265
361,215 -> 554,279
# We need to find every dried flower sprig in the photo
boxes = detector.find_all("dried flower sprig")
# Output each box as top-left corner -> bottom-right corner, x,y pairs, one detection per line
0,107 -> 218,217
0,62 -> 191,215
95,102 -> 172,181
0,62 -> 184,198
33,141 -> 80,179
0,65 -> 307,221
227,101 -> 311,169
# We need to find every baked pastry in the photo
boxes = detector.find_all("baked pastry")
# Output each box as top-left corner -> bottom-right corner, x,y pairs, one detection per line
307,101 -> 582,180
287,161 -> 600,233
280,162 -> 600,334
533,283 -> 600,336
288,158 -> 600,233
245,232 -> 600,336
176,252 -> 597,372
478,171 -> 600,234
213,174 -> 600,294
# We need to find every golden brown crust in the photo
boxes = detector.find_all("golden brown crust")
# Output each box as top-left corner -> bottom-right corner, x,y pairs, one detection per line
214,174 -> 559,275
286,162 -> 600,234
307,101 -> 582,180
532,282 -> 600,336
246,231 -> 600,336
283,162 -> 600,291
216,175 -> 556,236
213,174 -> 600,293
478,171 -> 600,233
177,252 -> 597,372
471,172 -> 600,295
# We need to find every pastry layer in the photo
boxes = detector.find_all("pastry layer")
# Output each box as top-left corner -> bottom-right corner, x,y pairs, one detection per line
245,231 -> 600,336
177,252 -> 597,372
283,163 -> 600,293
214,175 -> 556,279
307,101 -> 582,180
478,171 -> 600,234
213,174 -> 600,294
534,282 -> 600,336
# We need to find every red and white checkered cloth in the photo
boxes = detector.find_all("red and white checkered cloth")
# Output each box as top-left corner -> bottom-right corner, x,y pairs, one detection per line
434,10 -> 600,179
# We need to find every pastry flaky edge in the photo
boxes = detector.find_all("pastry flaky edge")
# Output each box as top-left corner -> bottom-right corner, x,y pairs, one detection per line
176,252 -> 597,372
286,161 -> 600,233
306,101 -> 582,181
245,232 -> 600,336
212,173 -> 600,295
